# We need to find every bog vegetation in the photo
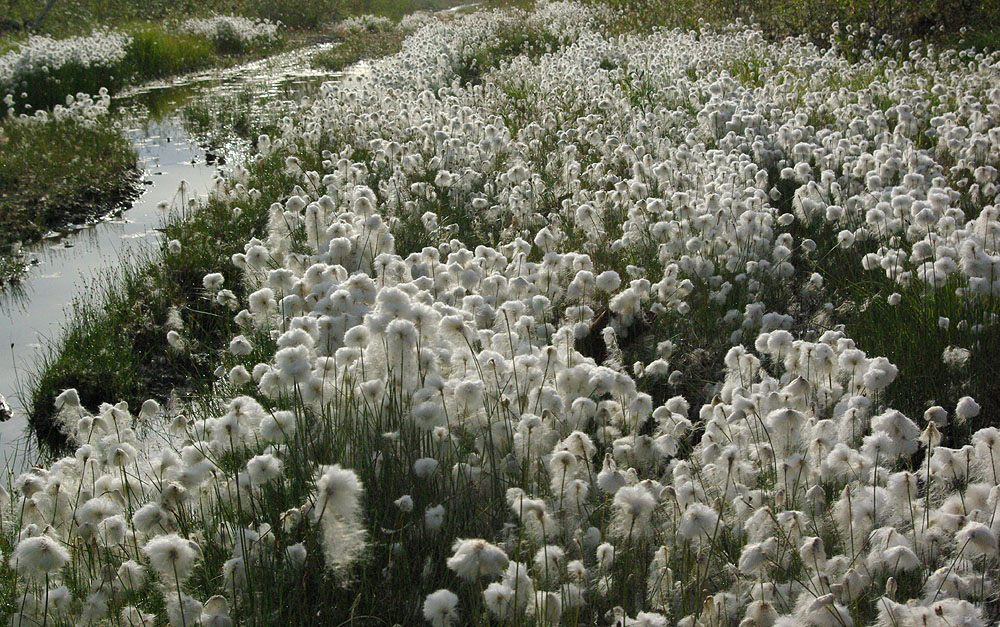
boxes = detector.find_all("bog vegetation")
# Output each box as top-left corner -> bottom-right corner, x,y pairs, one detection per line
4,1 -> 1000,626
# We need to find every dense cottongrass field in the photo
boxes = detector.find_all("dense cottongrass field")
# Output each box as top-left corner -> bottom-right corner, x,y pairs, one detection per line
5,2 -> 1000,625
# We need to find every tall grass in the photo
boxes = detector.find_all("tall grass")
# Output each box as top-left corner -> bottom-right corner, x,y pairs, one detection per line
0,116 -> 137,248
0,0 -> 457,36
120,28 -> 217,82
311,24 -> 406,72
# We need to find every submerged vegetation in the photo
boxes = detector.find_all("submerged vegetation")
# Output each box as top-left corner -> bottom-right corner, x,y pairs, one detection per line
4,1 -> 1000,626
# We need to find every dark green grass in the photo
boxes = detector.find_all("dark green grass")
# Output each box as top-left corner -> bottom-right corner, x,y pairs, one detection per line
122,26 -> 219,80
0,0 -> 337,35
1,0 -> 456,40
340,0 -> 458,20
0,117 -> 138,284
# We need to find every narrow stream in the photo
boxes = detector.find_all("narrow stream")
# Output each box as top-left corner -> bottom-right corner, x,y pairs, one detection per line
0,44 -> 339,468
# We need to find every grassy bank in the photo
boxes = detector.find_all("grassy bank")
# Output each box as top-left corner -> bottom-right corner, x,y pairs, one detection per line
0,115 -> 138,285
20,0 -> 471,439
2,1 -> 462,116
0,0 -> 461,42
26,147 -> 306,450
0,0 -> 338,37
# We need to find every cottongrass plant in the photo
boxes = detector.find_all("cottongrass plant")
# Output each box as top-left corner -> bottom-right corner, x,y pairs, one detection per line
5,1 -> 1000,625
0,31 -> 131,105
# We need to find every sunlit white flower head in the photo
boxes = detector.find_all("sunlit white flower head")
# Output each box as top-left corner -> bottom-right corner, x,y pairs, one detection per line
611,485 -> 656,539
446,538 -> 509,581
425,504 -> 445,532
201,595 -> 233,627
9,535 -> 69,577
313,464 -> 363,520
955,521 -> 997,558
143,533 -> 201,583
247,454 -> 284,485
423,589 -> 459,627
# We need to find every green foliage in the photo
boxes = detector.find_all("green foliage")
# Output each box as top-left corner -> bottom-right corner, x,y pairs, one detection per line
0,117 -> 137,249
3,59 -> 124,116
243,0 -> 341,29
311,26 -> 406,71
794,214 -> 1000,443
586,0 -> 1000,50
0,0 -> 326,36
340,0 -> 459,20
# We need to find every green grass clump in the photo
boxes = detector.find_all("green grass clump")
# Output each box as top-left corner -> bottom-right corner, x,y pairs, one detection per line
0,0 -> 337,36
0,117 -> 137,283
791,215 -> 1000,443
121,27 -> 217,81
311,26 -> 407,71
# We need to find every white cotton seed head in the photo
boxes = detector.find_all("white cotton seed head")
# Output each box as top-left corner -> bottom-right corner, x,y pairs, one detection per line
247,454 -> 283,485
286,543 -> 307,569
9,535 -> 70,576
596,270 -> 621,293
484,582 -> 516,619
955,396 -> 981,423
956,521 -> 997,557
54,388 -> 80,409
167,593 -> 202,627
446,538 -> 509,581
596,542 -> 615,570
414,457 -> 439,478
423,589 -> 459,627
612,485 -> 656,539
142,533 -> 200,583
203,273 -> 224,291
314,464 -> 363,521
425,504 -> 445,531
